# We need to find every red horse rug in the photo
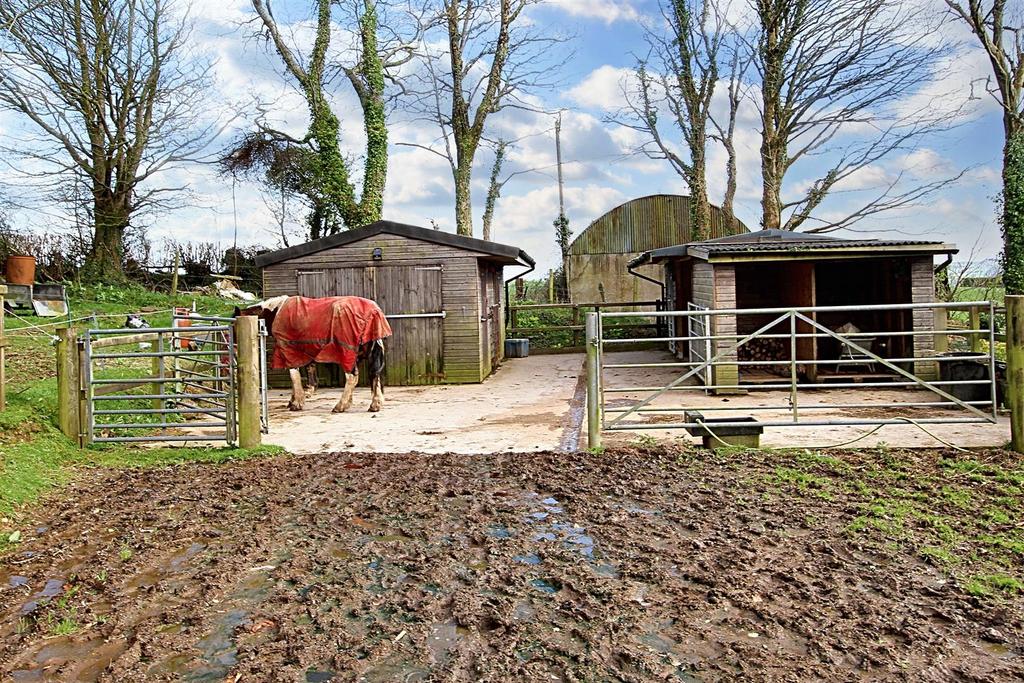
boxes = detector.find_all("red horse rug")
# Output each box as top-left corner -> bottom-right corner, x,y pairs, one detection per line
270,296 -> 392,372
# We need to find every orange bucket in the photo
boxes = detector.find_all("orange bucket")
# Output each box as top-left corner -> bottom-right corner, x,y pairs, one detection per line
174,307 -> 192,349
5,255 -> 35,285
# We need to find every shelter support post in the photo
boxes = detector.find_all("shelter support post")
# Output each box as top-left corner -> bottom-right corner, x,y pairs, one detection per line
586,312 -> 602,451
235,315 -> 262,449
56,327 -> 81,444
1007,296 -> 1024,453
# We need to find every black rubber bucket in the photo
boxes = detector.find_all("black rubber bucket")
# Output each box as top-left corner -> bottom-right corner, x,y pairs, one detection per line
939,352 -> 990,403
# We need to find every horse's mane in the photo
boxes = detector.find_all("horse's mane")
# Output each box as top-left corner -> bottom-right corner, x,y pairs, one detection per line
258,295 -> 290,311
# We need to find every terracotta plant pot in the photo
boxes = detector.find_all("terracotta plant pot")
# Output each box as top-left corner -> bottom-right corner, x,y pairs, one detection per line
4,255 -> 36,285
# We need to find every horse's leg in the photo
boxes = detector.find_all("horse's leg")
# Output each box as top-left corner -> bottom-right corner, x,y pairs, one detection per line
287,368 -> 305,411
304,363 -> 318,398
333,367 -> 358,413
369,340 -> 384,412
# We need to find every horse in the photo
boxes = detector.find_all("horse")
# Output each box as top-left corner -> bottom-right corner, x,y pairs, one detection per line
236,295 -> 391,413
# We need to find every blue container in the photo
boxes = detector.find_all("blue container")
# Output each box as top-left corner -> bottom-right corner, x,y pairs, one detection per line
505,338 -> 529,358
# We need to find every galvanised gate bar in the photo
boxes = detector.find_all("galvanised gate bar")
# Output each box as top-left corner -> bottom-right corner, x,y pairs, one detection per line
585,301 -> 1000,447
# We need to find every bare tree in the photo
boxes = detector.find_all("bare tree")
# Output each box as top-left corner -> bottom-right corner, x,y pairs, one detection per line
709,39 -> 750,233
241,0 -> 417,238
749,0 -> 965,233
405,0 -> 561,237
0,0 -> 221,279
946,1 -> 1024,294
620,0 -> 728,241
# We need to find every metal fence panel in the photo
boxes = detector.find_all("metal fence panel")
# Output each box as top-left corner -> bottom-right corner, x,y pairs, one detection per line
588,301 -> 1001,440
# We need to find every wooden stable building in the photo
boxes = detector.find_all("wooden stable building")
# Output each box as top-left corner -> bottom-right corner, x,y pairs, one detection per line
254,221 -> 534,386
629,230 -> 958,389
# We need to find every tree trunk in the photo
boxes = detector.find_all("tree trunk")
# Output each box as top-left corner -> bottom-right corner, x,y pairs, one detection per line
721,137 -> 738,232
84,191 -> 129,281
758,6 -> 785,231
308,96 -> 356,234
453,161 -> 474,236
355,0 -> 387,227
1003,128 -> 1024,295
688,142 -> 711,241
760,122 -> 784,231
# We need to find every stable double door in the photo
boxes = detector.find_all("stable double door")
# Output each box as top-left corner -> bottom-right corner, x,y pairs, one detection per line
296,265 -> 444,386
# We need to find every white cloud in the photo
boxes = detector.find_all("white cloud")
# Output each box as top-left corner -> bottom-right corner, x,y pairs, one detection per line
547,0 -> 642,25
564,65 -> 635,110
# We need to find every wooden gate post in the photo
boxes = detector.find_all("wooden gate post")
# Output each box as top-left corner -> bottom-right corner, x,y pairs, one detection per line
0,284 -> 6,411
234,315 -> 262,449
585,312 -> 602,450
1007,296 -> 1024,453
55,327 -> 81,443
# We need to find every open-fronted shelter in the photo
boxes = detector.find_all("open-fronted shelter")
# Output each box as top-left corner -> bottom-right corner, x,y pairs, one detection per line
629,230 -> 959,388
254,220 -> 534,386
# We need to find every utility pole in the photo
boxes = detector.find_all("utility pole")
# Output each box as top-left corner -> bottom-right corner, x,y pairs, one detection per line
556,112 -> 565,218
554,112 -> 571,302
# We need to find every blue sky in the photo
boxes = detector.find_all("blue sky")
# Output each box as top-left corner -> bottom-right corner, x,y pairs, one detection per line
0,0 -> 1007,274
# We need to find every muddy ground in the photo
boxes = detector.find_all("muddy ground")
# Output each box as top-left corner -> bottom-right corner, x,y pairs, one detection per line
1,446 -> 1021,681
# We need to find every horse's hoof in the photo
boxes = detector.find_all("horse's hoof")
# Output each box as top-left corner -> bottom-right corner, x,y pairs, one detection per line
368,403 -> 381,413
288,402 -> 304,412
332,405 -> 347,414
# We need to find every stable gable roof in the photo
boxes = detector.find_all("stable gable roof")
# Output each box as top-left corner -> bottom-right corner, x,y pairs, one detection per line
254,220 -> 535,268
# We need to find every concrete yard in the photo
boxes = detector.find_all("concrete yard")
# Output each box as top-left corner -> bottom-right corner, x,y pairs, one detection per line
257,348 -> 1009,454
264,354 -> 586,454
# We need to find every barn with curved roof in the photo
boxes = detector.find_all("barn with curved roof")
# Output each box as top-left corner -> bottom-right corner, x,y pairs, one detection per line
567,194 -> 746,303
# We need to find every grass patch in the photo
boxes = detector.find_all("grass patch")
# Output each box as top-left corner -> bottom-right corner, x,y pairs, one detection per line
1,283 -> 282,523
761,448 -> 1024,600
964,574 -> 1023,598
919,545 -> 960,565
0,390 -> 282,521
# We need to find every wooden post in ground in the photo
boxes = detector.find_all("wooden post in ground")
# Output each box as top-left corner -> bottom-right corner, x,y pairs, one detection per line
234,315 -> 261,448
0,284 -> 6,411
934,307 -> 949,353
170,250 -> 180,298
970,305 -> 983,353
572,305 -> 581,348
585,312 -> 602,451
56,327 -> 81,443
1007,296 -> 1024,452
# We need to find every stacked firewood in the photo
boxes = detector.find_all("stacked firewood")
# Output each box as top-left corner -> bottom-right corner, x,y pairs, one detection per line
739,338 -> 790,376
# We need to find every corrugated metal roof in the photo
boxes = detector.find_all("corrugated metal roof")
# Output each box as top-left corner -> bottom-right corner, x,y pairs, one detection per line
700,239 -> 951,253
631,231 -> 957,265
567,194 -> 747,255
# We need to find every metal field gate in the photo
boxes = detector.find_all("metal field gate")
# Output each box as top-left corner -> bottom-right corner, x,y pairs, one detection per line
585,301 -> 1001,447
79,314 -> 269,446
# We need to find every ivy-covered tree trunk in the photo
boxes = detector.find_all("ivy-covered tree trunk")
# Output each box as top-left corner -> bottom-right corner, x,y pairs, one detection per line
307,96 -> 356,236
1003,132 -> 1024,295
481,141 -> 507,241
687,134 -> 711,241
348,0 -> 387,228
